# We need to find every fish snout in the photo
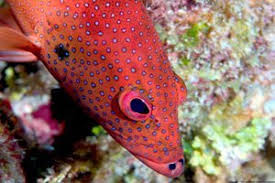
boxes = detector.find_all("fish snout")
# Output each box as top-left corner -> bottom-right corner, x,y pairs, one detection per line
136,155 -> 185,178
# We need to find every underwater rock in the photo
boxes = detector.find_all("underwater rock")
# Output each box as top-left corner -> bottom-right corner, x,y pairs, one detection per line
0,99 -> 26,182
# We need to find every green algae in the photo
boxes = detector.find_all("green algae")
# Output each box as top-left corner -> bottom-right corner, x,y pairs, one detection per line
5,67 -> 15,88
0,0 -> 5,7
156,21 -> 210,50
183,140 -> 193,160
184,92 -> 272,176
190,137 -> 221,175
189,117 -> 272,175
4,67 -> 27,100
181,87 -> 273,176
164,1 -> 273,177
181,22 -> 210,48
180,57 -> 191,66
229,20 -> 258,61
91,126 -> 106,136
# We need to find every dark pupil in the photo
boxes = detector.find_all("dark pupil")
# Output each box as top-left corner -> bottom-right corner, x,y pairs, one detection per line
54,44 -> 70,60
130,98 -> 149,114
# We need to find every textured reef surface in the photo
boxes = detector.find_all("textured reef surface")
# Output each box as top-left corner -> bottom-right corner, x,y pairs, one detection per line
0,0 -> 274,182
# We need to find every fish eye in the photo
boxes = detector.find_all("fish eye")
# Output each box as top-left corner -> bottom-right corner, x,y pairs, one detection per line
130,98 -> 149,114
118,90 -> 151,121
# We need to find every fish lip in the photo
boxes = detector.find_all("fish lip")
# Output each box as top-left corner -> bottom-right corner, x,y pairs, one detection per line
134,154 -> 184,178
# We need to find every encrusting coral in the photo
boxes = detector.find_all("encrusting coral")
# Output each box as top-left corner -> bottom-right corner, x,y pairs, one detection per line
0,100 -> 26,182
0,0 -> 274,182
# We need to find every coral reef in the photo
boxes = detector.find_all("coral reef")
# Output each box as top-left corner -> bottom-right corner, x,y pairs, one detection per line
0,0 -> 274,182
0,100 -> 26,182
18,102 -> 65,146
148,0 -> 274,181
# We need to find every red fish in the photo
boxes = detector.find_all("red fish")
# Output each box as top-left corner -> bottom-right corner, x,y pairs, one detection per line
0,0 -> 187,177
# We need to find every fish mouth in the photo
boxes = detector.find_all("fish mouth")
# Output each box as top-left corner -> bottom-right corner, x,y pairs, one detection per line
135,155 -> 185,178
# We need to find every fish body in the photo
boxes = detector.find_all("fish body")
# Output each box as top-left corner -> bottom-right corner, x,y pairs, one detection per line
0,0 -> 187,177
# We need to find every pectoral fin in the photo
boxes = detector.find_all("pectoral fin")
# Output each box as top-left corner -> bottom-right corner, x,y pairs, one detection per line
0,5 -> 41,63
0,5 -> 21,31
0,50 -> 37,62
0,27 -> 40,62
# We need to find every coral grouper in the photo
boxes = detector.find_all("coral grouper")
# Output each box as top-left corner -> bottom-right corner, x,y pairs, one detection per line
0,0 -> 187,177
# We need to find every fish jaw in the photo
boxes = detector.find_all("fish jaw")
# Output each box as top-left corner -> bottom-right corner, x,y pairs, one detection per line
135,153 -> 185,178
111,128 -> 185,178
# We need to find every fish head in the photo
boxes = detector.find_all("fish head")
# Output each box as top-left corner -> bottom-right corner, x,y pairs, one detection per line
39,1 -> 187,177
108,70 -> 187,177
